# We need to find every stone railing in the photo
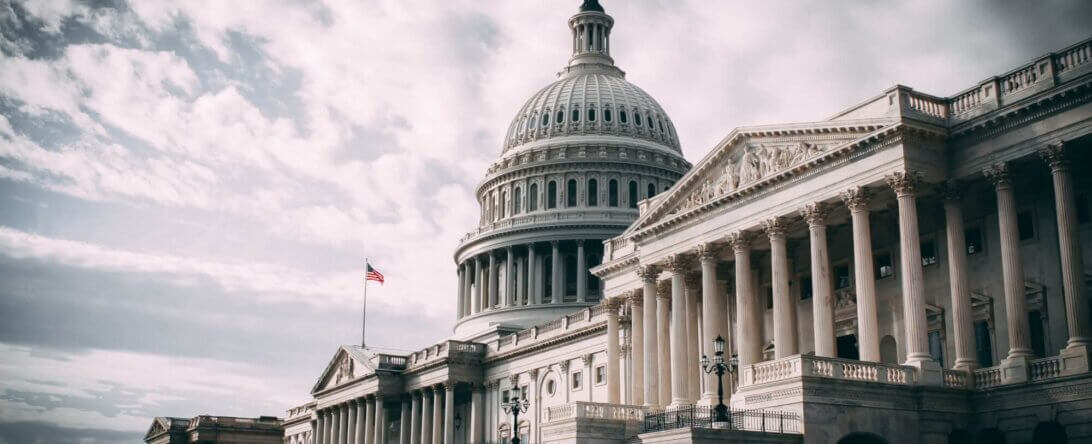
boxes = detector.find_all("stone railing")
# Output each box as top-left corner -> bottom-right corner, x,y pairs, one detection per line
942,369 -> 970,389
285,402 -> 315,421
741,355 -> 917,387
1029,356 -> 1063,381
973,367 -> 1002,389
457,209 -> 637,246
495,304 -> 609,353
543,402 -> 644,423
376,354 -> 407,371
405,340 -> 485,369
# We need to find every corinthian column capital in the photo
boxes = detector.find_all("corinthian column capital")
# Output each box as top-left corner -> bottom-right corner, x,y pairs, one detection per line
938,179 -> 963,202
800,202 -> 829,227
1039,142 -> 1069,172
840,186 -> 871,212
602,296 -> 624,312
763,216 -> 788,239
656,280 -> 671,299
725,230 -> 754,252
983,161 -> 1012,188
885,170 -> 924,197
663,254 -> 692,274
636,264 -> 660,282
627,289 -> 644,305
695,242 -> 720,263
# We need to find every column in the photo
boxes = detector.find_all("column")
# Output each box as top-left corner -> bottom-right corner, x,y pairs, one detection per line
887,171 -> 936,371
685,273 -> 701,402
841,187 -> 881,362
728,231 -> 760,365
697,243 -> 723,402
628,290 -> 645,406
488,253 -> 498,309
577,240 -> 588,303
527,244 -> 538,305
1041,145 -> 1092,354
637,265 -> 660,407
984,162 -> 1035,361
313,416 -> 323,444
518,251 -> 528,306
463,263 -> 472,316
551,241 -> 562,303
657,279 -> 672,406
347,401 -> 358,444
364,397 -> 375,444
420,389 -> 432,444
505,247 -> 515,308
802,203 -> 836,357
605,297 -> 622,403
470,383 -> 484,444
666,254 -> 689,407
473,257 -> 483,314
431,386 -> 443,444
942,183 -> 978,370
374,396 -> 386,444
765,217 -> 798,358
457,265 -> 466,319
443,384 -> 455,444
335,404 -> 345,444
410,392 -> 421,444
315,411 -> 325,444
400,397 -> 411,444
583,354 -> 594,402
326,409 -> 335,444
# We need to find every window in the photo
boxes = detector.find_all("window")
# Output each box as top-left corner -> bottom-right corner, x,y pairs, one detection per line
647,183 -> 656,199
620,110 -> 628,124
921,239 -> 937,267
542,113 -> 549,126
975,320 -> 993,367
571,371 -> 583,390
609,179 -> 619,207
965,226 -> 984,255
634,112 -> 642,126
545,379 -> 556,396
928,330 -> 944,365
835,263 -> 851,289
875,252 -> 893,279
571,109 -> 580,122
556,110 -> 564,124
628,180 -> 638,209
587,108 -> 596,122
658,119 -> 665,132
604,108 -> 612,122
567,179 -> 577,207
544,260 -> 553,299
514,187 -> 522,215
595,365 -> 606,385
500,191 -> 507,218
1029,310 -> 1046,357
529,183 -> 539,211
647,116 -> 654,129
800,275 -> 813,300
1078,193 -> 1090,224
547,181 -> 557,209
1017,209 -> 1035,241
587,179 -> 598,206
502,390 -> 510,402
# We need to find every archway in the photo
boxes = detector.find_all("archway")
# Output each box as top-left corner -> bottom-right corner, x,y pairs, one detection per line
836,432 -> 888,444
1032,421 -> 1067,444
978,427 -> 1006,444
880,335 -> 898,364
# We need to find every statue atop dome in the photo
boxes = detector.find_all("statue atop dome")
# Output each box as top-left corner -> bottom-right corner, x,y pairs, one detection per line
579,0 -> 605,13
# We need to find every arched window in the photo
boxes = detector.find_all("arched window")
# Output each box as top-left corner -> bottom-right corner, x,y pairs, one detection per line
658,119 -> 665,132
567,179 -> 577,207
513,187 -> 522,215
500,191 -> 507,218
647,115 -> 654,129
541,113 -> 549,126
608,179 -> 618,207
604,108 -> 612,122
571,108 -> 580,122
634,111 -> 642,126
556,110 -> 564,124
529,183 -> 539,211
628,180 -> 638,209
587,179 -> 598,206
647,183 -> 656,198
587,108 -> 596,121
620,110 -> 628,124
547,181 -> 557,209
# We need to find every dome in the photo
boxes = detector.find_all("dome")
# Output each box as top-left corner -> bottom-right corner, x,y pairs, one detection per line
502,72 -> 682,154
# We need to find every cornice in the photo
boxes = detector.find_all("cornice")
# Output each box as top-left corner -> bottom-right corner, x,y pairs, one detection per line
484,320 -> 607,364
477,152 -> 690,196
951,75 -> 1092,143
455,221 -> 629,261
590,252 -> 639,278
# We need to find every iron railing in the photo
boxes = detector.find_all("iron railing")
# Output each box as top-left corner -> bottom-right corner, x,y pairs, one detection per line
642,405 -> 800,434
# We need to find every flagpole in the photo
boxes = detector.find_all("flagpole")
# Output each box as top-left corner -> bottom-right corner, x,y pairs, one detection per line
362,258 -> 369,348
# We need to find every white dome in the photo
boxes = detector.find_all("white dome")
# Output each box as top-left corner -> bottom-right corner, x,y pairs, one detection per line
502,73 -> 681,154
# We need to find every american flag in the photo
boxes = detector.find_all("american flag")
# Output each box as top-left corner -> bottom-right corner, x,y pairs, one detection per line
365,263 -> 385,284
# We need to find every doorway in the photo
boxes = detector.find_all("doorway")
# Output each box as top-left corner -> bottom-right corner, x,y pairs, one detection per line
837,335 -> 859,360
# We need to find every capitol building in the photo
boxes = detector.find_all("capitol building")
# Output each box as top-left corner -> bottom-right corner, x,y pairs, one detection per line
148,1 -> 1092,444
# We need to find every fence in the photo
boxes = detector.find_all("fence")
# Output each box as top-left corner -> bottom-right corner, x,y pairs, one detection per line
642,405 -> 801,434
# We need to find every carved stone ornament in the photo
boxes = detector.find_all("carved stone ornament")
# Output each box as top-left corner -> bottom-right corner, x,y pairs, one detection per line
695,242 -> 719,262
763,216 -> 788,238
685,272 -> 702,289
800,202 -> 829,227
627,289 -> 644,305
1038,142 -> 1068,172
840,186 -> 871,212
657,280 -> 671,298
636,264 -> 660,283
725,231 -> 754,252
581,353 -> 594,365
938,179 -> 962,202
602,297 -> 624,312
559,360 -> 570,372
982,161 -> 1012,188
334,354 -> 354,384
885,170 -> 923,197
834,289 -> 857,310
664,254 -> 691,274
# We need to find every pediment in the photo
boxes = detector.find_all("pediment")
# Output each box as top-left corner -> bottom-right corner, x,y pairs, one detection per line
311,345 -> 377,394
625,120 -> 895,237
145,417 -> 184,439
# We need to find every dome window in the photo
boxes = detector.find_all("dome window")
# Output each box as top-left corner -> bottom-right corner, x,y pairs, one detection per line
587,108 -> 596,122
619,110 -> 628,124
571,109 -> 580,122
604,108 -> 612,122
634,112 -> 642,126
647,115 -> 654,129
542,113 -> 550,127
514,187 -> 522,215
647,183 -> 657,199
547,181 -> 557,209
608,179 -> 619,207
567,179 -> 577,207
530,183 -> 539,211
658,119 -> 665,133
556,111 -> 564,124
500,191 -> 507,218
628,180 -> 638,209
587,179 -> 598,206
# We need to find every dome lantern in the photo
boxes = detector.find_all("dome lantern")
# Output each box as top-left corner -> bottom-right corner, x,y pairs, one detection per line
564,0 -> 618,77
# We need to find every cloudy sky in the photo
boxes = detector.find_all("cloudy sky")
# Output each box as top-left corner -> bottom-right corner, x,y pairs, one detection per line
0,0 -> 1089,442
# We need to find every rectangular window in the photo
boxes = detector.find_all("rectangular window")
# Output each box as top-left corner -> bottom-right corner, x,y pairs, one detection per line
1078,193 -> 1090,224
571,371 -> 583,390
1017,209 -> 1036,241
921,239 -> 937,267
800,275 -> 813,300
1029,310 -> 1046,357
835,264 -> 851,289
928,330 -> 944,365
521,385 -> 529,400
875,251 -> 893,279
502,390 -> 510,402
595,365 -> 606,384
974,320 -> 993,367
965,226 -> 984,255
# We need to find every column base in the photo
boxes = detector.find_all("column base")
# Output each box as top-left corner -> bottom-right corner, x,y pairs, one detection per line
666,401 -> 694,411
906,359 -> 942,386
952,359 -> 980,372
999,355 -> 1030,384
1060,344 -> 1092,376
695,395 -> 717,407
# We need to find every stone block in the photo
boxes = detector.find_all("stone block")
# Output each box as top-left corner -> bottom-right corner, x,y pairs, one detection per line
999,356 -> 1030,384
1060,344 -> 1091,376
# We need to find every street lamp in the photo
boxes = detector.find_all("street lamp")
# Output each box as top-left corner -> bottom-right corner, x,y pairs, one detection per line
501,386 -> 530,444
700,335 -> 738,423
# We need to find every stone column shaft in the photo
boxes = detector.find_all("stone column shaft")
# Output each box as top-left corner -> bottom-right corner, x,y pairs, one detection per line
419,392 -> 431,444
698,245 -> 724,402
505,247 -> 515,308
473,258 -> 483,314
517,253 -> 527,306
315,411 -> 325,444
766,218 -> 797,358
577,241 -> 588,302
470,384 -> 484,444
410,393 -> 421,444
335,404 -> 344,444
639,267 -> 660,407
364,398 -> 375,444
657,280 -> 672,406
887,171 -> 931,365
843,187 -> 881,362
730,233 -> 761,366
606,299 -> 621,403
374,397 -> 386,444
400,398 -> 411,444
527,245 -> 537,305
943,189 -> 978,370
431,388 -> 443,444
985,163 -> 1034,359
803,204 -> 836,357
552,241 -> 562,304
629,292 -> 645,406
443,385 -> 455,444
667,256 -> 689,407
488,254 -> 498,309
685,276 -> 701,402
1041,146 -> 1092,348
347,402 -> 358,444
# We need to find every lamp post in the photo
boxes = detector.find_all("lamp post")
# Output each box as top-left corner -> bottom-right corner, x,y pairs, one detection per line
700,335 -> 738,423
501,386 -> 530,444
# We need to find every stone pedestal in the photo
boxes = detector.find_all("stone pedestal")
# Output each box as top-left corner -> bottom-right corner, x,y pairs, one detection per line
999,356 -> 1030,384
1061,344 -> 1092,376
908,359 -> 943,386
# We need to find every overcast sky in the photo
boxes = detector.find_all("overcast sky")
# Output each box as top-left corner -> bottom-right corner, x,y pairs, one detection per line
0,0 -> 1089,442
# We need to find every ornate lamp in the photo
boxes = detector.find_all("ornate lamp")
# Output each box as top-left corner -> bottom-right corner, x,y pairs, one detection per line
700,335 -> 738,423
501,386 -> 530,444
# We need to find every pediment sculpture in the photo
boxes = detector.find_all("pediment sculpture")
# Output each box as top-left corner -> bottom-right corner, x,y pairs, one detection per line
334,354 -> 354,384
